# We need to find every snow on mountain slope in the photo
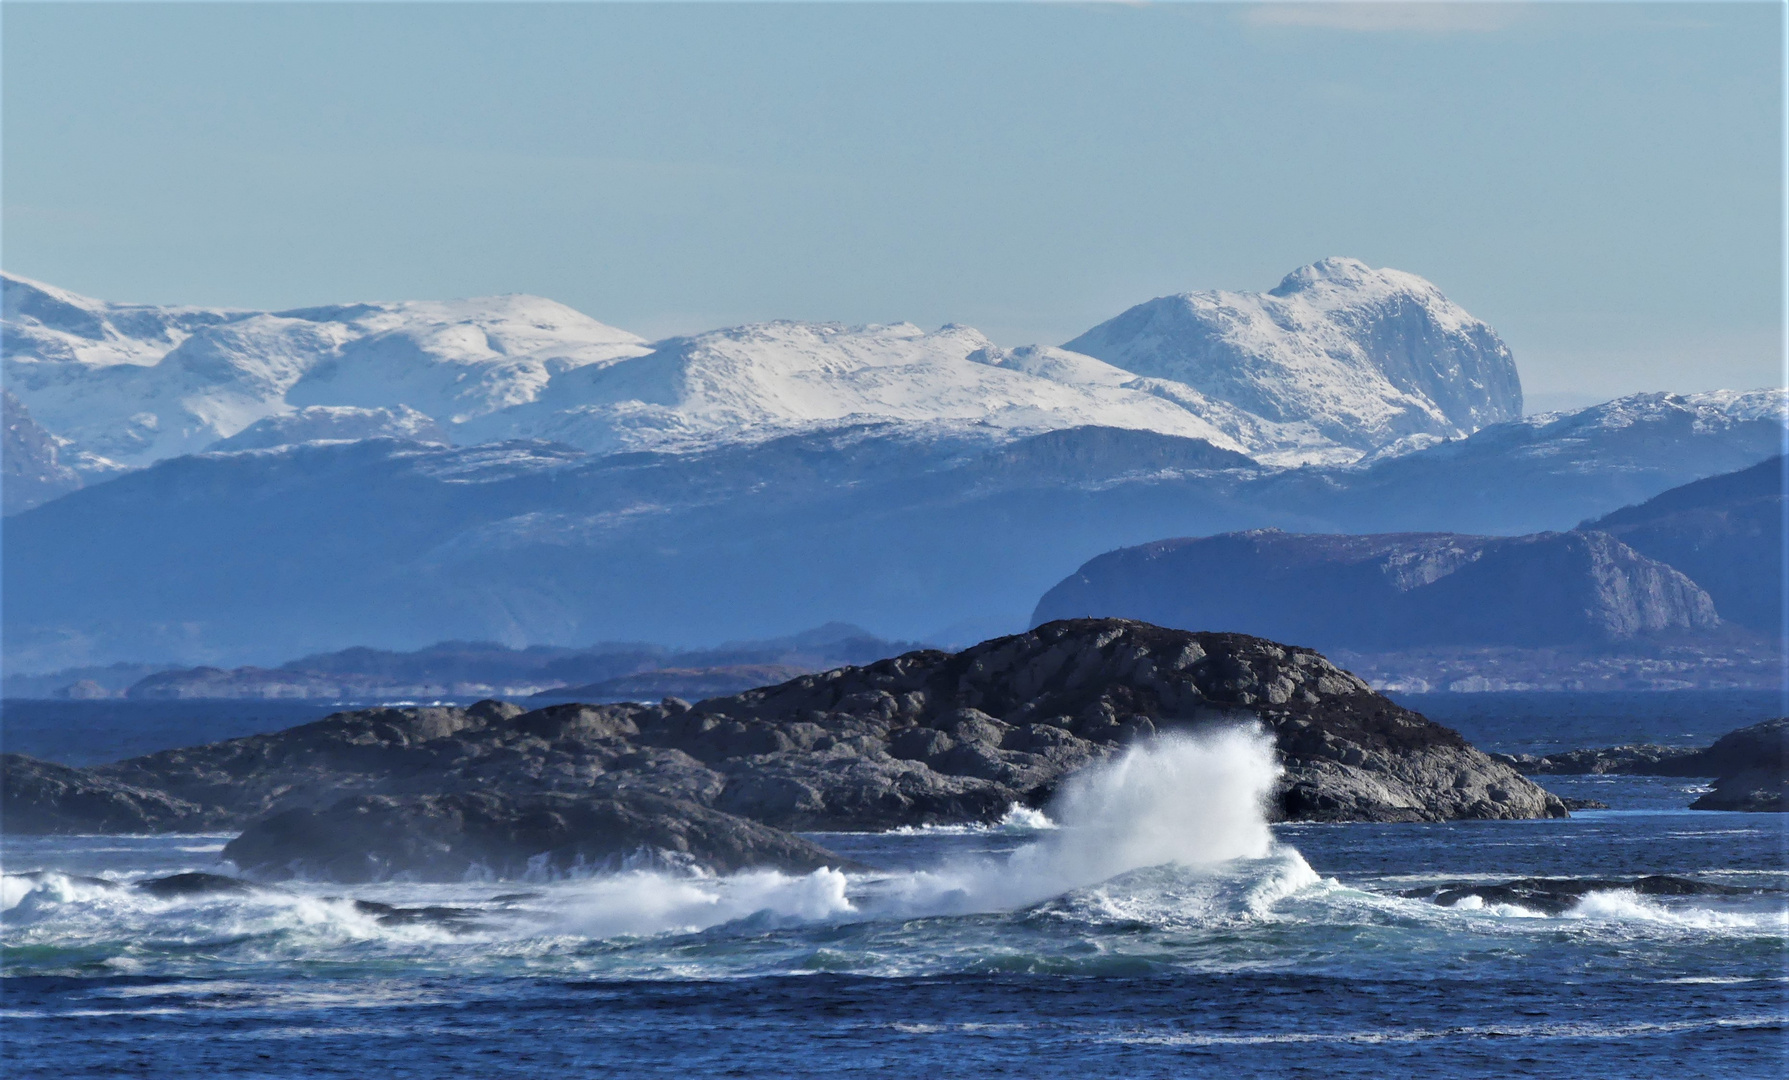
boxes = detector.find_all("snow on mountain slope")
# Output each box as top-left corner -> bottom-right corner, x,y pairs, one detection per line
1,273 -> 649,470
211,405 -> 449,451
3,258 -> 1517,475
471,322 -> 1259,456
1413,389 -> 1787,464
1063,257 -> 1522,452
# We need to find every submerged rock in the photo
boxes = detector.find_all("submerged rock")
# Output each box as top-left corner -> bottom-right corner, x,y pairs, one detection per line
1401,875 -> 1755,916
10,621 -> 1564,837
222,791 -> 849,883
134,871 -> 257,898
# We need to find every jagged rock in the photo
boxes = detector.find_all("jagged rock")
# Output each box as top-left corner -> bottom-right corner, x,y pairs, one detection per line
2,389 -> 81,516
1586,454 -> 1783,633
13,621 -> 1563,836
222,791 -> 849,883
1498,718 -> 1788,813
1401,875 -> 1756,915
1,753 -> 221,833
1691,771 -> 1787,812
1493,745 -> 1694,775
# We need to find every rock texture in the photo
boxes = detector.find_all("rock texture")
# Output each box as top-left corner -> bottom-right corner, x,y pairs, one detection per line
1034,529 -> 1719,650
223,792 -> 848,883
0,753 -> 221,833
1496,718 -> 1788,813
4,622 -> 1565,848
1493,745 -> 1694,776
2,389 -> 81,515
1586,455 -> 1783,633
1401,875 -> 1756,915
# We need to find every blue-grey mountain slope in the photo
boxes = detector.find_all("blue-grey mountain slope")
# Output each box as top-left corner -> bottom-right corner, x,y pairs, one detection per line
5,395 -> 1782,671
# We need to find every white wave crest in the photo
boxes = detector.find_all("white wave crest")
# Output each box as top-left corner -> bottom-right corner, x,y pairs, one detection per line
866,726 -> 1290,917
1565,890 -> 1789,932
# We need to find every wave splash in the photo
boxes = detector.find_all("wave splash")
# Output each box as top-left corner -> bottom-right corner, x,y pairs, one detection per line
867,725 -> 1291,918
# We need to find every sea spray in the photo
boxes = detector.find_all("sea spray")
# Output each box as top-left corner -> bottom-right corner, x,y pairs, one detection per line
866,725 -> 1296,916
555,867 -> 853,939
551,726 -> 1296,934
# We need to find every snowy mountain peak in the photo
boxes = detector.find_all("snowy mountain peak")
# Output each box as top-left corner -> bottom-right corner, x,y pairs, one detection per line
1064,258 -> 1521,451
6,260 -> 1527,478
2,274 -> 650,469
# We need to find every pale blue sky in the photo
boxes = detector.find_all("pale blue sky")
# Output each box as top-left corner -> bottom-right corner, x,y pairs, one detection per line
3,2 -> 1781,408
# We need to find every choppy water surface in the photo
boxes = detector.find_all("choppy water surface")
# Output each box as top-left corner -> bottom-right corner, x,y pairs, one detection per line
4,731 -> 1787,1077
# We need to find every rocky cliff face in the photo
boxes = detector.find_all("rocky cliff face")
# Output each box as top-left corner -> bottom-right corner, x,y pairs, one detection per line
1586,455 -> 1783,633
3,622 -> 1564,852
2,389 -> 81,515
1033,529 -> 1719,650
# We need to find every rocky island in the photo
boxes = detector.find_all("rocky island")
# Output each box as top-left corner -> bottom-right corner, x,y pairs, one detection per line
1495,716 -> 1788,812
2,620 -> 1565,880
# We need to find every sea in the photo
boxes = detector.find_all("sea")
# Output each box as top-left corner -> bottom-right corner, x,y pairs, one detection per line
2,692 -> 1786,1078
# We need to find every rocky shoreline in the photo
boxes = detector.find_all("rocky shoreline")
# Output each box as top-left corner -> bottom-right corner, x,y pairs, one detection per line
2,620 -> 1567,880
1493,717 -> 1787,811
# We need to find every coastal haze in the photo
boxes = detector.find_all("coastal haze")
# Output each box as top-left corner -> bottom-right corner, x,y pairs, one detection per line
2,4 -> 1784,1078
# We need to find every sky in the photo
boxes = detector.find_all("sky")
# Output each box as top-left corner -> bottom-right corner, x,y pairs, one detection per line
2,2 -> 1781,411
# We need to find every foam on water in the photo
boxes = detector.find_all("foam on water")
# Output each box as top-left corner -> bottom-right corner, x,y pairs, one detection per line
4,726 -> 1784,984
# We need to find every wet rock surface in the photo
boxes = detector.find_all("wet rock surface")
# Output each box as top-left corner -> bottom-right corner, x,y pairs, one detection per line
222,791 -> 850,883
1497,717 -> 1787,812
1,753 -> 224,834
1401,875 -> 1758,916
3,622 -> 1566,875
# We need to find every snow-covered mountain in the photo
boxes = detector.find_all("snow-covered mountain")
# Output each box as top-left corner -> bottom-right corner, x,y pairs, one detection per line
2,259 -> 1521,474
1,273 -> 648,470
1064,256 -> 1523,450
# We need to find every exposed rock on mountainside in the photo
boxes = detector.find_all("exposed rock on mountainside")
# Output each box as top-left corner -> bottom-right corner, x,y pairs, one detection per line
1064,257 -> 1522,452
211,405 -> 449,451
1260,390 -> 1787,535
2,389 -> 81,515
223,791 -> 847,883
1585,455 -> 1783,633
2,622 -> 1565,849
1033,529 -> 1719,650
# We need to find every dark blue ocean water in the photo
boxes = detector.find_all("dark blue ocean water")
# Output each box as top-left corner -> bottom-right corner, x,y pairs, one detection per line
3,695 -> 1787,1077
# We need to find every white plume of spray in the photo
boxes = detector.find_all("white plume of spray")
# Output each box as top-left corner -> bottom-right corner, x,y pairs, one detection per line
872,724 -> 1290,915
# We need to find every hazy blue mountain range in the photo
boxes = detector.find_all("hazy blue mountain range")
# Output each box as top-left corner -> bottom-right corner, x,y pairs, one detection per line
1031,458 -> 1781,664
5,403 -> 1781,672
3,262 -> 1782,672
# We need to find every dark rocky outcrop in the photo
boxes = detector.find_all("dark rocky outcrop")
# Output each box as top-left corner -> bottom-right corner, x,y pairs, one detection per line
1401,875 -> 1757,915
1493,745 -> 1693,775
1497,718 -> 1788,813
223,791 -> 848,883
1033,529 -> 1719,650
1,753 -> 223,833
5,622 -> 1564,850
